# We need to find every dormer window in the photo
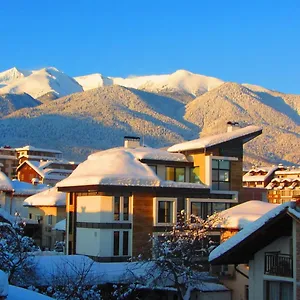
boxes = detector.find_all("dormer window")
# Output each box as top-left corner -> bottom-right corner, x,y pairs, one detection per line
166,167 -> 185,182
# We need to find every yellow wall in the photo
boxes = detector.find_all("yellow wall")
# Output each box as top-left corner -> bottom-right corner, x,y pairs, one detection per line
28,206 -> 66,249
190,153 -> 206,184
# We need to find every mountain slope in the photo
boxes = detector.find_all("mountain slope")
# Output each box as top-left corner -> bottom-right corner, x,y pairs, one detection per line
0,67 -> 83,99
185,82 -> 300,165
0,93 -> 40,117
0,86 -> 200,160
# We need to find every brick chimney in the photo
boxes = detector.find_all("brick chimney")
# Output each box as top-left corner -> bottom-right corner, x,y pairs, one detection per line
227,121 -> 239,132
124,136 -> 141,148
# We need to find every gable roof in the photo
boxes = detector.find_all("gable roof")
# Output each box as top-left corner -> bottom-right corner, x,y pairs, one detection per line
209,202 -> 298,265
0,171 -> 13,191
243,166 -> 278,182
168,125 -> 262,153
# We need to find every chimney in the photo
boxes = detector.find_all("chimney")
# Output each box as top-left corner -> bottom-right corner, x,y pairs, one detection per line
227,121 -> 239,132
124,136 -> 141,149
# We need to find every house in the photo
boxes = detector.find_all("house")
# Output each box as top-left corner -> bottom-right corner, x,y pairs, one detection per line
16,145 -> 63,164
0,170 -> 48,218
243,166 -> 281,188
57,125 -> 262,262
23,187 -> 66,250
209,201 -> 300,300
212,201 -> 278,300
267,167 -> 300,204
0,146 -> 18,179
17,159 -> 78,186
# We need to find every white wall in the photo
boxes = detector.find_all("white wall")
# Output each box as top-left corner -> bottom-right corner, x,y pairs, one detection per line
249,236 -> 292,300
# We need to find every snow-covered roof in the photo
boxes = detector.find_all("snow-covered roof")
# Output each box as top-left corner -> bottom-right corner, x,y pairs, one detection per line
24,187 -> 66,207
57,147 -> 207,189
11,180 -> 48,196
243,166 -> 278,182
168,125 -> 262,152
17,160 -> 73,181
0,171 -> 13,191
266,177 -> 300,190
217,200 -> 278,229
275,168 -> 300,175
53,219 -> 66,231
209,202 -> 291,263
16,145 -> 62,154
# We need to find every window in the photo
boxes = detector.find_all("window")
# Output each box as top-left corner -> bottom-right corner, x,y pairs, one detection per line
190,201 -> 231,220
113,196 -> 131,221
266,281 -> 293,300
47,215 -> 53,225
69,212 -> 73,234
114,196 -> 120,221
166,167 -> 185,182
212,159 -> 230,190
190,166 -> 201,183
158,201 -> 173,223
113,231 -> 120,256
113,231 -> 130,256
123,231 -> 129,255
149,165 -> 157,174
29,213 -> 32,219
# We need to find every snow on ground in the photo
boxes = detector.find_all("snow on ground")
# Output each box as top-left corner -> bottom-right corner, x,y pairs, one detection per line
24,186 -> 66,207
57,147 -> 207,189
0,67 -> 83,98
9,285 -> 53,300
217,200 -> 277,229
209,202 -> 290,262
168,125 -> 262,152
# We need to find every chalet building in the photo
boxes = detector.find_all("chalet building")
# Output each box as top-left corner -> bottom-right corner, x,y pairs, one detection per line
24,187 -> 66,250
57,125 -> 262,262
213,201 -> 277,300
0,170 -> 47,218
267,167 -> 300,204
17,159 -> 78,186
16,145 -> 63,164
0,146 -> 18,179
210,201 -> 300,300
243,166 -> 283,188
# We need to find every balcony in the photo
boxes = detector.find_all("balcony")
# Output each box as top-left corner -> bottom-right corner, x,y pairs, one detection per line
264,252 -> 293,278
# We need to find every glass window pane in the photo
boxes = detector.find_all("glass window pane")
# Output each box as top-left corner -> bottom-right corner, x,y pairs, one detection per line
219,182 -> 230,190
113,231 -> 120,256
123,196 -> 129,221
212,203 -> 226,213
190,167 -> 200,183
166,167 -> 175,181
219,160 -> 230,170
175,168 -> 185,182
114,197 -> 120,221
219,170 -> 230,182
123,231 -> 129,256
158,201 -> 172,223
212,159 -> 219,169
212,170 -> 219,181
191,202 -> 201,217
149,165 -> 157,174
212,182 -> 219,190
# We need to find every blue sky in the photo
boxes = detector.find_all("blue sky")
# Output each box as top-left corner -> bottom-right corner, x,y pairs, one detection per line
1,0 -> 299,93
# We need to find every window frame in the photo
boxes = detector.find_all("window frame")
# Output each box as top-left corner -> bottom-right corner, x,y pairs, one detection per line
212,159 -> 231,191
113,196 -> 132,222
153,197 -> 177,226
165,166 -> 186,182
112,230 -> 131,257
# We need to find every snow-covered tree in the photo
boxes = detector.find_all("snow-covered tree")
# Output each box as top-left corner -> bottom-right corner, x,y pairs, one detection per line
0,215 -> 36,285
130,211 -> 223,300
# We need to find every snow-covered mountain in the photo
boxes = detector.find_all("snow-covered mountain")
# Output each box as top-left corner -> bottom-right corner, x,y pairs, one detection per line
0,67 -> 83,99
74,69 -> 224,97
1,83 -> 299,167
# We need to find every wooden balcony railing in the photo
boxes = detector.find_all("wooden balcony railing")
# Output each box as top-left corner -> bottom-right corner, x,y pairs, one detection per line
265,252 -> 293,278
